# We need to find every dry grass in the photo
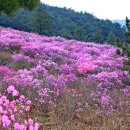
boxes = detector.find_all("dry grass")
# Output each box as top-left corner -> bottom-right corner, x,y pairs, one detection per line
32,107 -> 130,130
30,87 -> 130,130
0,51 -> 12,65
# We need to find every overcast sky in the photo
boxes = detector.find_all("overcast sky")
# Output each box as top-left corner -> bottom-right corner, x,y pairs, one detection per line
41,0 -> 129,20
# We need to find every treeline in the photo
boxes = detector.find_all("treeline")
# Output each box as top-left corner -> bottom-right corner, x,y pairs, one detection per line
0,3 -> 126,43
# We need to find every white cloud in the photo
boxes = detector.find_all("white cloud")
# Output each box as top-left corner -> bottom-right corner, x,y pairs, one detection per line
41,0 -> 130,20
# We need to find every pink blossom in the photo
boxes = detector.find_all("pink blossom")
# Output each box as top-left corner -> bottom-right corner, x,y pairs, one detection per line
12,90 -> 19,97
34,122 -> 40,130
0,106 -> 4,113
25,106 -> 30,111
19,95 -> 25,101
14,123 -> 27,130
26,100 -> 32,105
29,125 -> 34,130
2,115 -> 11,128
77,60 -> 97,73
10,114 -> 15,121
7,85 -> 15,94
14,123 -> 21,130
100,95 -> 111,106
28,118 -> 33,125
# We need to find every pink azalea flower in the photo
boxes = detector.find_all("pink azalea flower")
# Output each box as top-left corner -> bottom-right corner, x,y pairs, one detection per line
26,100 -> 32,105
7,85 -> 15,94
12,90 -> 19,97
25,106 -> 30,111
28,118 -> 33,125
2,115 -> 11,128
10,114 -> 15,121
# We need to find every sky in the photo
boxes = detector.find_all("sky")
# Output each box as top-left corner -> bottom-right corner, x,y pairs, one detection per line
41,0 -> 129,20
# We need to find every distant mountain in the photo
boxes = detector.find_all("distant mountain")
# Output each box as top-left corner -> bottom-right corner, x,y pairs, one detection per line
112,20 -> 125,27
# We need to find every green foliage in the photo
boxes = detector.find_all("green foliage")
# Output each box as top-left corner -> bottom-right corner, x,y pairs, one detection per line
125,17 -> 130,44
107,32 -> 123,48
125,47 -> 130,57
11,8 -> 31,31
126,59 -> 130,65
18,0 -> 40,10
30,5 -> 52,35
0,0 -> 19,15
107,32 -> 116,44
74,27 -> 85,41
0,12 -> 12,27
126,17 -> 130,31
0,3 -> 126,42
62,30 -> 73,39
122,18 -> 130,57
0,0 -> 40,14
115,39 -> 122,47
92,28 -> 103,43
119,42 -> 130,57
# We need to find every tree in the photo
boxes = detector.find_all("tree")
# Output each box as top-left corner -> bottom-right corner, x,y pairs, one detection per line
93,28 -> 103,43
124,17 -> 130,56
30,5 -> 53,35
61,29 -> 73,39
0,12 -> 12,27
74,27 -> 85,41
125,17 -> 130,44
0,0 -> 40,15
107,32 -> 116,44
11,8 -> 31,31
0,3 -> 126,43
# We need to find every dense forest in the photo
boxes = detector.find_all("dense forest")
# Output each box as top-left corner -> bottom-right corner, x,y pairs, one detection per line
0,4 -> 126,43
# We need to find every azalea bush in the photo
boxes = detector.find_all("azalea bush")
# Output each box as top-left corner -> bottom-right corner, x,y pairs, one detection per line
0,27 -> 130,129
0,86 -> 40,130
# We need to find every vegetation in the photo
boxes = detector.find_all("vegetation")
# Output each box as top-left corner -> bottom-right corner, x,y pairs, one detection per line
115,17 -> 130,58
107,32 -> 117,45
30,4 -> 52,35
0,1 -> 130,129
0,0 -> 40,14
0,4 -> 126,43
125,17 -> 130,44
74,27 -> 85,41
0,28 -> 130,129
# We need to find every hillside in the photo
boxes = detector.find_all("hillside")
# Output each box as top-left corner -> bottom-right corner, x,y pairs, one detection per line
0,4 -> 126,43
44,4 -> 125,41
0,27 -> 130,129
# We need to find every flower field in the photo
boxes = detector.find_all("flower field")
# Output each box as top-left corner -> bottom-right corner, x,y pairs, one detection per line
0,27 -> 130,130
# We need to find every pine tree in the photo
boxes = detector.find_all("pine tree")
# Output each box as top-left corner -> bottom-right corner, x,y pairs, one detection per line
107,32 -> 116,45
11,8 -> 31,31
125,17 -> 130,44
30,5 -> 52,35
74,27 -> 85,41
0,0 -> 40,15
18,0 -> 40,10
0,12 -> 12,27
93,28 -> 103,43
122,17 -> 130,57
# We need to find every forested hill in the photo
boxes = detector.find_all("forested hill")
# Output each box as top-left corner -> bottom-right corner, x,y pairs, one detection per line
44,5 -> 126,42
0,4 -> 126,43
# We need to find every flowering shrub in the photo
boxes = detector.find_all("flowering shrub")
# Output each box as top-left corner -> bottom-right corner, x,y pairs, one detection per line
100,95 -> 111,106
0,86 -> 40,130
77,60 -> 97,73
0,27 -> 130,129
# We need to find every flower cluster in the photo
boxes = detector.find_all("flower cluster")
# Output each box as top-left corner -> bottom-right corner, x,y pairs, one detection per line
0,86 -> 40,130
